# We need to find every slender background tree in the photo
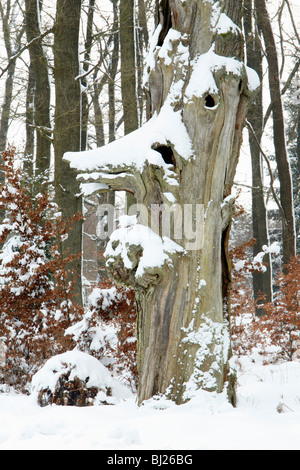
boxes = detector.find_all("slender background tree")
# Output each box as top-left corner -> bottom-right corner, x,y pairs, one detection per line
244,0 -> 272,314
25,0 -> 51,175
255,0 -> 296,269
53,0 -> 83,304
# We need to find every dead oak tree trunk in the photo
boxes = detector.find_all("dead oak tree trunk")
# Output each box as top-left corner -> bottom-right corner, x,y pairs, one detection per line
64,0 -> 258,405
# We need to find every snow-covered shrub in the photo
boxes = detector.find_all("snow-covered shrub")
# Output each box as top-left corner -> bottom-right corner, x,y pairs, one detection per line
0,148 -> 83,390
66,279 -> 138,390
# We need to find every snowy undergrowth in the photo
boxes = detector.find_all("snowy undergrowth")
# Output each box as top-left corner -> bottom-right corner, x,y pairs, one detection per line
0,354 -> 300,450
31,349 -> 133,406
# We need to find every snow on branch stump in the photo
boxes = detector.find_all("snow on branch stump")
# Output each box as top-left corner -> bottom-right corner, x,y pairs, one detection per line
64,0 -> 259,405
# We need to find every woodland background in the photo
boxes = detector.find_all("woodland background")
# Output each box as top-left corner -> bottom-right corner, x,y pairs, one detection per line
0,0 -> 299,405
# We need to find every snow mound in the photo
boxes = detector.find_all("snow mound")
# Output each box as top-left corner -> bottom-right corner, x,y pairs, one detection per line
31,349 -> 132,407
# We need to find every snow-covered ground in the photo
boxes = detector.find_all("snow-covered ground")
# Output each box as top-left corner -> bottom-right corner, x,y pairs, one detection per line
0,356 -> 300,450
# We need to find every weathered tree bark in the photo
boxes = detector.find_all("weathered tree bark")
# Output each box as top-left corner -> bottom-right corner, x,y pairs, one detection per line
255,0 -> 296,268
65,0 -> 257,404
25,0 -> 51,175
54,0 -> 83,304
244,0 -> 272,314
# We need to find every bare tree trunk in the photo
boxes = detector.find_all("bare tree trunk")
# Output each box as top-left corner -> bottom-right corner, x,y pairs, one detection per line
0,1 -> 24,163
120,0 -> 139,135
65,0 -> 257,404
25,0 -> 51,175
54,0 -> 83,304
255,0 -> 296,268
24,64 -> 35,178
92,72 -> 106,148
108,0 -> 119,144
120,0 -> 139,211
136,0 -> 149,125
138,0 -> 149,48
81,0 -> 95,152
0,59 -> 16,159
244,0 -> 272,314
88,4 -> 120,283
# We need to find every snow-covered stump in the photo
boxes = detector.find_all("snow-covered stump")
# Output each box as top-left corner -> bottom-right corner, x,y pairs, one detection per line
64,0 -> 259,405
31,350 -> 132,407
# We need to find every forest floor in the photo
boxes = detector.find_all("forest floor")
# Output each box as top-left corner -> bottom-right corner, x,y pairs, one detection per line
0,353 -> 300,450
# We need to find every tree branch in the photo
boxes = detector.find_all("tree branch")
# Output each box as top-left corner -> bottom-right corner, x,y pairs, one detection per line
0,26 -> 54,79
